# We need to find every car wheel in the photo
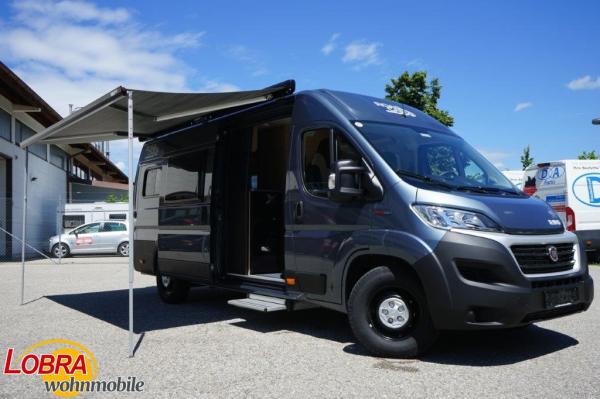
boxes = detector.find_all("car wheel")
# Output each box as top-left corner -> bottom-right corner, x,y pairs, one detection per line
117,242 -> 129,257
348,266 -> 438,358
156,273 -> 190,304
51,243 -> 70,258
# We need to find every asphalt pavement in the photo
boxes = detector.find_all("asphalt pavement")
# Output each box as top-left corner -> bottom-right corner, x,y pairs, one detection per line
0,257 -> 598,398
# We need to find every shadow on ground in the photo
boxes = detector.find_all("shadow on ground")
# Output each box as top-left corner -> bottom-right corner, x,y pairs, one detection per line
46,286 -> 578,366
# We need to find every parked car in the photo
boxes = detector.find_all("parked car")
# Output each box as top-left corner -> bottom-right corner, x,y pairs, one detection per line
49,221 -> 129,258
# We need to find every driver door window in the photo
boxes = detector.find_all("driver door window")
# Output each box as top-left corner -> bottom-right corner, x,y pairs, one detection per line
71,223 -> 100,235
302,129 -> 361,198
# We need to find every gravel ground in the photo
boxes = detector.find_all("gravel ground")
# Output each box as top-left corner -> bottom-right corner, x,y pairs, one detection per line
0,257 -> 598,399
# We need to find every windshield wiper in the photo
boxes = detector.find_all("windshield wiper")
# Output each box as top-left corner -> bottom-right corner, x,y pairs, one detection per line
395,170 -> 454,189
455,185 -> 519,195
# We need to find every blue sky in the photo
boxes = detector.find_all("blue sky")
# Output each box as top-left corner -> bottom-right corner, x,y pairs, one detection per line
0,0 -> 598,173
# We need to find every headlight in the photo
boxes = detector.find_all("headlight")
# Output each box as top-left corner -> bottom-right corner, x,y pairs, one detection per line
413,205 -> 501,232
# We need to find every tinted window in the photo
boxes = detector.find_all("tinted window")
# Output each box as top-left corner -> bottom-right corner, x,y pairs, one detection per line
16,121 -> 47,160
50,146 -> 68,170
143,168 -> 161,196
164,149 -> 213,203
303,129 -> 331,197
63,215 -> 85,228
0,108 -> 10,141
102,222 -> 126,232
109,213 -> 127,220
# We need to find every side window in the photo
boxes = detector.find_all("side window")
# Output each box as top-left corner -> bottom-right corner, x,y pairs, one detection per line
63,215 -> 85,229
302,129 -> 362,198
164,152 -> 201,202
102,222 -> 127,232
163,148 -> 213,203
109,214 -> 127,220
143,168 -> 161,197
73,223 -> 100,234
303,129 -> 331,198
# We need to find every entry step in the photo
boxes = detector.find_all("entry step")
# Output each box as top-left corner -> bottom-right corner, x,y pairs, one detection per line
227,294 -> 287,312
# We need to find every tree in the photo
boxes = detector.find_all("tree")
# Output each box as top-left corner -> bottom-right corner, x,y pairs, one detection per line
578,150 -> 598,160
520,145 -> 534,170
385,71 -> 454,127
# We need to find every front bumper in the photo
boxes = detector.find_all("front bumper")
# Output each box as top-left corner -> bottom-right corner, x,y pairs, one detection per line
418,230 -> 594,330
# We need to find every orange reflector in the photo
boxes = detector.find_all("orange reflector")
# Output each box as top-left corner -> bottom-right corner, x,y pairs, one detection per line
285,277 -> 296,286
586,240 -> 592,246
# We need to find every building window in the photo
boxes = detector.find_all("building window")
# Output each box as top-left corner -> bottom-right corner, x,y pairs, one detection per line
63,215 -> 85,228
0,108 -> 10,142
16,121 -> 47,160
50,145 -> 68,170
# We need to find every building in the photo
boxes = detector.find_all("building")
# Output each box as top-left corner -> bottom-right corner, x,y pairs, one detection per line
0,61 -> 127,260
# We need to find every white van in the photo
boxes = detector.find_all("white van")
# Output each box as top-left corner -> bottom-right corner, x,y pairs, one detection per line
524,160 -> 600,260
62,202 -> 129,233
502,170 -> 524,189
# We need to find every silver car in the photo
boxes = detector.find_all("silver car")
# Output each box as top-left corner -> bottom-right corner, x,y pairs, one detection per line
48,221 -> 129,258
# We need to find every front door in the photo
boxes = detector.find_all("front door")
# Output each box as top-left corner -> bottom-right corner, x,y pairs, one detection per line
69,222 -> 102,254
289,126 -> 372,303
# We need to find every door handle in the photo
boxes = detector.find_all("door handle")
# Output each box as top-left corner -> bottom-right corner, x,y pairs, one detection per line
295,201 -> 303,222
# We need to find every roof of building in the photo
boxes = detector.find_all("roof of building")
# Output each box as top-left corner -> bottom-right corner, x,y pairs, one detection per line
0,61 -> 127,183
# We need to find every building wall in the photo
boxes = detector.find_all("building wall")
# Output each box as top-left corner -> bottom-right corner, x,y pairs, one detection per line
0,95 -> 67,260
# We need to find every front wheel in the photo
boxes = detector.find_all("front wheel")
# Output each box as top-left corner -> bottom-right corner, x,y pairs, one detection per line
348,266 -> 438,358
117,241 -> 129,257
156,273 -> 190,304
51,243 -> 70,258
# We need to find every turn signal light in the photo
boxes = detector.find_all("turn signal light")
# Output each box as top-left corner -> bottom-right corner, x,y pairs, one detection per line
285,277 -> 296,286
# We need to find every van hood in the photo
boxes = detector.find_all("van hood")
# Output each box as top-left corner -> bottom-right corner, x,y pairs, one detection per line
416,189 -> 564,234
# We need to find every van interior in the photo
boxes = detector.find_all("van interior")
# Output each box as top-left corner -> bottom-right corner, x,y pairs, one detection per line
222,117 -> 291,282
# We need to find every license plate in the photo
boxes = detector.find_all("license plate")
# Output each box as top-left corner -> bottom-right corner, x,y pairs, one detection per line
544,287 -> 579,309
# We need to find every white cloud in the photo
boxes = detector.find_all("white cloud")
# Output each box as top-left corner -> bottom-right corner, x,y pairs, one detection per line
567,75 -> 600,90
342,40 -> 382,70
478,148 -> 511,170
514,102 -> 533,112
321,33 -> 340,56
0,0 -> 237,175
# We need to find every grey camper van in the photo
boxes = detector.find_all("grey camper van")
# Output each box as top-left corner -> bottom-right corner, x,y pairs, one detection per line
134,80 -> 593,357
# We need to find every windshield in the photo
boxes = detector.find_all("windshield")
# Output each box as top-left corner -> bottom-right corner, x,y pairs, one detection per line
357,122 -> 517,193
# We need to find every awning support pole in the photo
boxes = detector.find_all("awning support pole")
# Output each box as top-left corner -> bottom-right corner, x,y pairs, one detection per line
19,151 -> 28,305
127,90 -> 135,358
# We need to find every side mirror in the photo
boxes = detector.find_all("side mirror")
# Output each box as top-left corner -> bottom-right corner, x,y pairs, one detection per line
328,160 -> 365,201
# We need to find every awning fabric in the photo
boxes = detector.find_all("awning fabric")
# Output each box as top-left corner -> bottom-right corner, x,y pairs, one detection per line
20,80 -> 295,148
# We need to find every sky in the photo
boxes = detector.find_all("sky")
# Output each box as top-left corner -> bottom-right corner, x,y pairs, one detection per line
0,0 -> 598,174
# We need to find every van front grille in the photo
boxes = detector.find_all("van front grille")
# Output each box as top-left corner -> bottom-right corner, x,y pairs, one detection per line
511,243 -> 575,274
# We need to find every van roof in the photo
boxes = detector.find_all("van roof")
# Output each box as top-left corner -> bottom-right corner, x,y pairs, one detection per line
302,89 -> 457,135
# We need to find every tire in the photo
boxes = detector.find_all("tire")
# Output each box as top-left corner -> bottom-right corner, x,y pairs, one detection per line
117,241 -> 129,257
51,243 -> 70,258
156,273 -> 190,304
347,266 -> 438,358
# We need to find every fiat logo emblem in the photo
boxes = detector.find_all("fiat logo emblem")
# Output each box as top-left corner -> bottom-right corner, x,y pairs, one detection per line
547,246 -> 559,262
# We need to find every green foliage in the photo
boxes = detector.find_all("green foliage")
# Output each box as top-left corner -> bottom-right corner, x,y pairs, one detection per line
578,150 -> 598,160
385,71 -> 454,127
105,193 -> 128,203
520,145 -> 534,170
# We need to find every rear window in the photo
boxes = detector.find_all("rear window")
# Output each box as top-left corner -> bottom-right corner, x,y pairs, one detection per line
102,222 -> 127,232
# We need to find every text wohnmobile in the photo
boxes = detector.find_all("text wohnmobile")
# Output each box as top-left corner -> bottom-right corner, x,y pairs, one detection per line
44,376 -> 144,393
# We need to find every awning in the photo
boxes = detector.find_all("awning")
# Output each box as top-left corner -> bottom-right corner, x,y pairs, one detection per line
20,80 -> 295,147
